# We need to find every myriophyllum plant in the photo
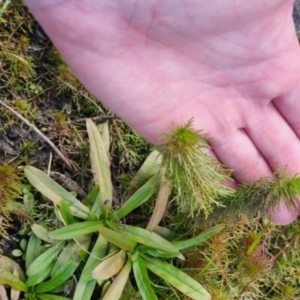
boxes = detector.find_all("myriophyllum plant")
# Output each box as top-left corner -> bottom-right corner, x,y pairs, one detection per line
157,119 -> 234,217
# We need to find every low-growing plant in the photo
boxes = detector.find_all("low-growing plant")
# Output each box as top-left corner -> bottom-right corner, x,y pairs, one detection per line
1,120 -> 226,300
2,119 -> 300,300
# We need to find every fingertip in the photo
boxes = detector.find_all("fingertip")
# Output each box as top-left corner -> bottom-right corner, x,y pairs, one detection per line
268,202 -> 298,225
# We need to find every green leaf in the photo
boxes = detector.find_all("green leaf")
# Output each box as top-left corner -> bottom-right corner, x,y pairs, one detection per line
102,260 -> 131,300
93,250 -> 126,280
144,257 -> 211,300
59,201 -> 75,225
27,244 -> 63,277
86,119 -> 112,209
31,224 -> 56,244
172,225 -> 225,250
124,226 -> 183,259
34,261 -> 77,293
131,150 -> 162,185
25,233 -> 43,270
26,261 -> 54,287
80,234 -> 108,282
98,226 -> 136,252
114,175 -> 160,220
137,245 -> 179,259
72,280 -> 96,300
0,256 -> 25,281
83,185 -> 100,206
24,166 -> 90,219
0,271 -> 27,292
51,236 -> 90,276
49,221 -> 103,240
132,255 -> 158,300
36,294 -> 71,300
97,122 -> 110,158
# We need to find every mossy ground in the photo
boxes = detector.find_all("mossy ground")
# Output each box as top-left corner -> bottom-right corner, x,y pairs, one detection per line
1,1 -> 300,300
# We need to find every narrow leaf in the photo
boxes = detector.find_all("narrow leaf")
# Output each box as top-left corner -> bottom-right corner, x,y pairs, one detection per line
34,261 -> 77,293
86,119 -> 112,207
132,256 -> 158,300
25,233 -> 43,270
137,245 -> 178,259
26,261 -> 54,287
27,244 -> 63,277
80,234 -> 108,282
114,175 -> 160,220
98,226 -> 136,252
24,166 -> 89,219
173,225 -> 225,250
36,294 -> 71,300
59,201 -> 75,225
93,250 -> 126,280
144,257 -> 211,300
0,271 -> 27,292
51,237 -> 90,276
49,221 -> 103,240
0,256 -> 25,281
131,150 -> 162,186
31,224 -> 56,244
124,225 -> 182,258
102,260 -> 131,300
72,280 -> 96,300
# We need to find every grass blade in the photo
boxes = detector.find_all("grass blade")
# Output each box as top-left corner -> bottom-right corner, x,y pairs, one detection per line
144,257 -> 211,300
49,221 -> 103,240
132,255 -> 158,300
114,175 -> 160,220
172,225 -> 225,250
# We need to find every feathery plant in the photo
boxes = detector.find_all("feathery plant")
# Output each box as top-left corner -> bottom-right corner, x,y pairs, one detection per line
217,168 -> 300,219
158,119 -> 233,217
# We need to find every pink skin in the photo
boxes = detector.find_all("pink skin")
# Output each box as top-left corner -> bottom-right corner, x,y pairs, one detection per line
24,0 -> 300,224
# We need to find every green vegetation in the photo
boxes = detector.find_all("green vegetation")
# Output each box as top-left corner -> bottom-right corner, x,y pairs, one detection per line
1,1 -> 300,300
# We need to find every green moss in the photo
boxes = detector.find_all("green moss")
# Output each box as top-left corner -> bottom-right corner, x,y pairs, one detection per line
158,119 -> 233,217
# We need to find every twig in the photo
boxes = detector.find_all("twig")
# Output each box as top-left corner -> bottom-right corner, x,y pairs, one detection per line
0,99 -> 74,170
67,115 -> 118,124
0,0 -> 11,18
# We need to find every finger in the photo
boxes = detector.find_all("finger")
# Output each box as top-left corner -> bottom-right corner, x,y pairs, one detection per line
268,202 -> 298,225
245,102 -> 300,224
245,102 -> 300,175
209,129 -> 272,183
273,82 -> 300,140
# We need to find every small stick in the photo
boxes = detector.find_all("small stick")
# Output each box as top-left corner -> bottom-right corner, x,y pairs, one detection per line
0,100 -> 74,170
67,115 -> 118,124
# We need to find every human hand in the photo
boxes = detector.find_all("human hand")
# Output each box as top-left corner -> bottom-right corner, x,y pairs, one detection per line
24,0 -> 300,224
